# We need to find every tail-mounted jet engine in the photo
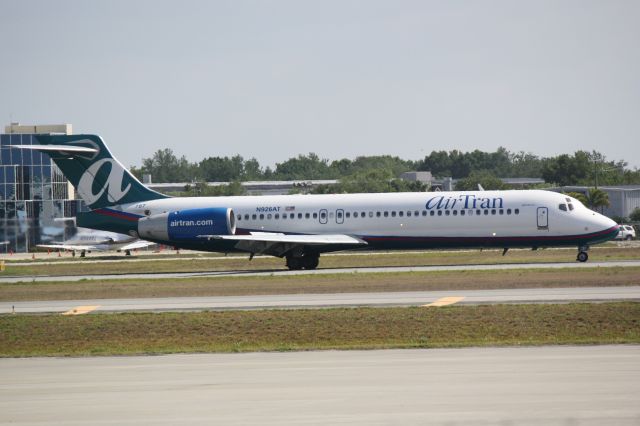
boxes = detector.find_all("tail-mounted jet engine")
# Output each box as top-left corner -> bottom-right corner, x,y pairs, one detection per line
138,207 -> 236,242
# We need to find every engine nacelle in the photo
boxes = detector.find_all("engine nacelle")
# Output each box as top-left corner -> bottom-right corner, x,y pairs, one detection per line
137,207 -> 236,242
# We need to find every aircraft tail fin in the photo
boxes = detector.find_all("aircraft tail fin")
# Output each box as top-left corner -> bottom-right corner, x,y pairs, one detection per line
14,134 -> 168,209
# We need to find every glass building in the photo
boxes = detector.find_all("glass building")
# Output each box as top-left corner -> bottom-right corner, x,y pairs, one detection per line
1,124 -> 85,253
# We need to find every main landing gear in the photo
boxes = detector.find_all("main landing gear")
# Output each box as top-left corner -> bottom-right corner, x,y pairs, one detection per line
286,253 -> 320,270
577,245 -> 589,263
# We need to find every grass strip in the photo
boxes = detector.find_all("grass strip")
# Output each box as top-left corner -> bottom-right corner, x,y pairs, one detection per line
1,302 -> 639,357
3,246 -> 640,277
2,267 -> 639,302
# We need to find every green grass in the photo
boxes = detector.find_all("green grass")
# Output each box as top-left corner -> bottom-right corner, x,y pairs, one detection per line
2,266 -> 640,302
3,245 -> 640,277
1,303 -> 638,357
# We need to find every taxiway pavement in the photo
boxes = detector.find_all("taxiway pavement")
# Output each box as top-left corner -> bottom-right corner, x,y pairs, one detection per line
2,286 -> 639,314
1,345 -> 638,425
2,259 -> 640,284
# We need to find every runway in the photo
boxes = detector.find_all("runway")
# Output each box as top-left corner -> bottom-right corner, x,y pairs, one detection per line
3,286 -> 639,314
2,259 -> 640,283
1,345 -> 638,425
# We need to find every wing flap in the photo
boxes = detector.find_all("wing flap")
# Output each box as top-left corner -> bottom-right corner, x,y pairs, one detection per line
198,233 -> 367,257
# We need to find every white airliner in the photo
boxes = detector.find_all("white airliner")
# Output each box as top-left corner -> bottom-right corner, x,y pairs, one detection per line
37,227 -> 155,257
15,135 -> 619,269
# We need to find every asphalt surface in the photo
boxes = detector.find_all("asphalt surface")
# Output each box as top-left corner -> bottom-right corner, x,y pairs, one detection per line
3,286 -> 639,314
2,260 -> 640,283
1,345 -> 638,425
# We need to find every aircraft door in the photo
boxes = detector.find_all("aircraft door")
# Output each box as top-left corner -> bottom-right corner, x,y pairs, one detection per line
336,209 -> 344,224
319,209 -> 328,224
537,207 -> 548,230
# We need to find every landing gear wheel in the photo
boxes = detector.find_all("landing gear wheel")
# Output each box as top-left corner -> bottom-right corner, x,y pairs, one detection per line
286,256 -> 303,270
286,254 -> 320,270
577,251 -> 588,262
303,254 -> 319,270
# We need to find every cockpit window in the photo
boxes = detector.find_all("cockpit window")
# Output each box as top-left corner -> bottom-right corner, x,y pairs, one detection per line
568,203 -> 574,211
559,204 -> 567,212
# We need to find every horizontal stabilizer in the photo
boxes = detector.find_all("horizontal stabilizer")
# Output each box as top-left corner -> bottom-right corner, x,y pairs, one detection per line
11,145 -> 98,155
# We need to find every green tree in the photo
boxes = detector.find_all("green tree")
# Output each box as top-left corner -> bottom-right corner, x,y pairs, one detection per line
273,153 -> 335,180
541,151 -> 591,186
629,208 -> 640,222
585,188 -> 610,212
139,148 -> 198,182
566,192 -> 588,205
455,171 -> 506,191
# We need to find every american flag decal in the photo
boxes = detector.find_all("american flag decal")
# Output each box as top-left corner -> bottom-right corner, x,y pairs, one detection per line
285,206 -> 295,211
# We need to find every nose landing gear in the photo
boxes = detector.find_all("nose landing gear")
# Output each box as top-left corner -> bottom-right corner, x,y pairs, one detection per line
577,245 -> 589,262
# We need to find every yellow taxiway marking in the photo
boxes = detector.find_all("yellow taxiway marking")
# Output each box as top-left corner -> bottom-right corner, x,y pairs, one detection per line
62,305 -> 100,315
423,296 -> 465,307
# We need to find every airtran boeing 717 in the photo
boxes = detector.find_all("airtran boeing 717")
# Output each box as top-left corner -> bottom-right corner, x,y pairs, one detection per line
14,135 -> 619,270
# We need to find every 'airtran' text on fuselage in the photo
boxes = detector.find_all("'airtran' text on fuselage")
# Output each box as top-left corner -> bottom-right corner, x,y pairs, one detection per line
426,195 -> 504,210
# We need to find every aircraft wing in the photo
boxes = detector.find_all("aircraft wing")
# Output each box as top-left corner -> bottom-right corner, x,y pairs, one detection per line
119,240 -> 156,251
199,233 -> 367,257
37,244 -> 100,251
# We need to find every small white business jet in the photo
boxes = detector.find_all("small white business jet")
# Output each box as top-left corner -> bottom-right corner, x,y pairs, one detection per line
14,135 -> 619,269
38,227 -> 155,257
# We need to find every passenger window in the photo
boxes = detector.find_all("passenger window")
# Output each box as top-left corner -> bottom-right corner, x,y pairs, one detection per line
237,215 -> 242,221
491,209 -> 496,215
515,209 -> 520,215
476,210 -> 481,216
298,213 -> 303,219
337,211 -> 343,219
437,211 -> 442,216
305,213 -> 310,219
559,204 -> 567,212
312,212 -> 317,219
461,210 -> 465,216
453,210 -> 458,216
354,212 -> 359,218
290,213 -> 295,219
267,214 -> 272,219
468,210 -> 473,216
244,214 -> 249,220
320,212 -> 326,219
274,214 -> 279,219
361,212 -> 366,218
399,211 -> 404,217
391,211 -> 397,217
369,212 -> 373,217
415,210 -> 419,216
259,214 -> 264,220
282,214 -> 287,220
506,209 -> 511,215
383,211 -> 388,217
499,209 -> 503,215
430,211 -> 435,216
376,212 -> 381,217
406,211 -> 411,217
252,214 -> 257,220
484,210 -> 489,215
445,210 -> 450,216
346,212 -> 351,218
422,210 -> 427,216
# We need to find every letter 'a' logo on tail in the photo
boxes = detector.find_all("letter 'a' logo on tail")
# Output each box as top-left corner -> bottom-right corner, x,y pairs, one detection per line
77,158 -> 132,205
18,134 -> 168,209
